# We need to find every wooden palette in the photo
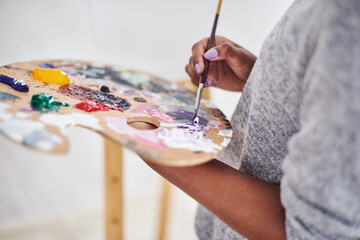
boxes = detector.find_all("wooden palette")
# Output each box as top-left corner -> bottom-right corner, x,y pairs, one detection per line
0,60 -> 232,166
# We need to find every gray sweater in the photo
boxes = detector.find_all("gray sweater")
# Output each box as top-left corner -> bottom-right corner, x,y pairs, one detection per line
195,0 -> 360,239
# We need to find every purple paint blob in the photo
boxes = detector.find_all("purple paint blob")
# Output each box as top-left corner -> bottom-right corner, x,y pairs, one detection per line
177,121 -> 205,132
131,103 -> 159,113
147,109 -> 175,123
166,110 -> 208,126
39,63 -> 57,69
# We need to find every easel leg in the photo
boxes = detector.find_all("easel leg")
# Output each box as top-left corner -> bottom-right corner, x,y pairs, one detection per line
105,138 -> 123,240
157,179 -> 172,240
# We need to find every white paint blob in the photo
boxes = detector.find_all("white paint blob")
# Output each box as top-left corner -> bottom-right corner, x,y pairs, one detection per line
220,137 -> 231,147
0,118 -> 43,142
15,112 -> 32,119
0,103 -> 12,121
193,116 -> 199,126
158,128 -> 221,153
40,113 -> 103,134
160,123 -> 185,127
219,129 -> 233,138
1,106 -> 101,151
0,118 -> 62,151
23,129 -> 63,151
120,72 -> 150,85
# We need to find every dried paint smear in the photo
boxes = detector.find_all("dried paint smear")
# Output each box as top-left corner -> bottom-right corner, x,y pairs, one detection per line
0,103 -> 62,151
0,91 -> 20,101
31,68 -> 70,85
40,113 -> 103,134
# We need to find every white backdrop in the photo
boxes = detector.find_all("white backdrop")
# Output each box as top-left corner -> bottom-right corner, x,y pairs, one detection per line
0,0 -> 292,238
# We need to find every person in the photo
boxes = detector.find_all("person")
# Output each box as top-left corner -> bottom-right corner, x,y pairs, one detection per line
138,0 -> 360,239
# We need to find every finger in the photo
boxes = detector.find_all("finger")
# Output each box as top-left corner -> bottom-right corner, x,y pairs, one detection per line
188,56 -> 200,81
191,38 -> 209,74
203,62 -> 218,87
204,42 -> 243,61
185,61 -> 200,86
191,76 -> 201,87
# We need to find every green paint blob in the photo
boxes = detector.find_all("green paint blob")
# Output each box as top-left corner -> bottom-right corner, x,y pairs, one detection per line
30,93 -> 69,113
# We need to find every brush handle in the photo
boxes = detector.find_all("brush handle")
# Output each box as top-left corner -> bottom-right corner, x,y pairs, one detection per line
193,0 -> 223,121
200,13 -> 220,84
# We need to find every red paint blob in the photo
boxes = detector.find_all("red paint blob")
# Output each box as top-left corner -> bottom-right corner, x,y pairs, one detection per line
74,101 -> 123,112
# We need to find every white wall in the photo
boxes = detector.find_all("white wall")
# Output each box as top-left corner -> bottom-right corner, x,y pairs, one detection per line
0,0 -> 292,237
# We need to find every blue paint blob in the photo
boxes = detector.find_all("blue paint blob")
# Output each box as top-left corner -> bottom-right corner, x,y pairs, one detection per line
0,75 -> 29,92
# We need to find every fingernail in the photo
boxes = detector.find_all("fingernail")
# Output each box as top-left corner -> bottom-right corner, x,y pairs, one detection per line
195,64 -> 201,74
212,80 -> 218,86
205,79 -> 210,87
204,49 -> 218,60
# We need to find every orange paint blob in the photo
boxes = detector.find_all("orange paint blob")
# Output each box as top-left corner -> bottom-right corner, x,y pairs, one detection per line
31,68 -> 70,85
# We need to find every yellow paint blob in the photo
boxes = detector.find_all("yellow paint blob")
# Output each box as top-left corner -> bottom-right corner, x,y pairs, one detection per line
31,68 -> 70,85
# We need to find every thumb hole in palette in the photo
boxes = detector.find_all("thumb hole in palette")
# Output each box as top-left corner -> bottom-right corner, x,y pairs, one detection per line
126,117 -> 159,130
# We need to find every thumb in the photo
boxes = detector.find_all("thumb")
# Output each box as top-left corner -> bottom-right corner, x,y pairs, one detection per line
204,42 -> 242,61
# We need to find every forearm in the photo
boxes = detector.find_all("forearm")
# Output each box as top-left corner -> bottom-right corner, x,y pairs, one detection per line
145,159 -> 286,240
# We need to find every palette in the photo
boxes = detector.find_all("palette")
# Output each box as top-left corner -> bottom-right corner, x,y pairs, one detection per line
0,60 -> 232,166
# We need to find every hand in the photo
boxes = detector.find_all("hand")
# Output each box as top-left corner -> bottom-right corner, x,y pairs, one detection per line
185,36 -> 256,92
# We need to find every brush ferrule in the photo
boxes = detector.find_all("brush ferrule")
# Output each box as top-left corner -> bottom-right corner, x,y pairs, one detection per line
195,83 -> 204,110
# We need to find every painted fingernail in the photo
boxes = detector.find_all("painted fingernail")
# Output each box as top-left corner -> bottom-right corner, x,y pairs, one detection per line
205,79 -> 210,87
204,49 -> 218,60
212,80 -> 218,86
195,63 -> 201,74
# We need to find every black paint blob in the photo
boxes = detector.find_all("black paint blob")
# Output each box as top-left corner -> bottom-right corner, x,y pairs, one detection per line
75,65 -> 143,90
100,85 -> 110,93
58,85 -> 132,111
133,97 -> 147,103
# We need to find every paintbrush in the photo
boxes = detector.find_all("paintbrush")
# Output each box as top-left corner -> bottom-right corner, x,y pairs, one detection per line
192,0 -> 223,124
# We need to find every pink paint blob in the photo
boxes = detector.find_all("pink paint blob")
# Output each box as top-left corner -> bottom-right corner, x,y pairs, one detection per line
147,109 -> 175,123
106,116 -> 167,150
131,103 -> 159,113
135,134 -> 167,150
